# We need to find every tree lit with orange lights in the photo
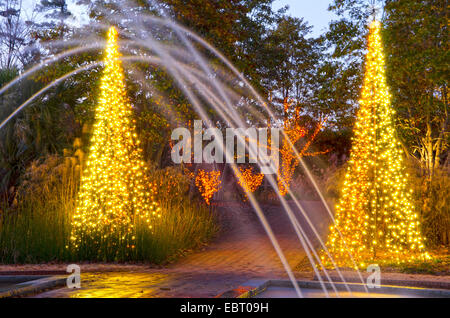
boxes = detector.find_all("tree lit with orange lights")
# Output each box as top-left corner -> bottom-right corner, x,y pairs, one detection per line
322,21 -> 429,268
70,27 -> 160,253
277,99 -> 306,196
237,166 -> 264,200
195,169 -> 222,205
277,98 -> 327,196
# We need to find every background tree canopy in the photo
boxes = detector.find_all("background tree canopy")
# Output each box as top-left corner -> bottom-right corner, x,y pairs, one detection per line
0,0 -> 448,208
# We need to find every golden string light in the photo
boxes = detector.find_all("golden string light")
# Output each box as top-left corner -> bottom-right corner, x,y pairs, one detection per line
70,27 -> 160,250
322,21 -> 430,268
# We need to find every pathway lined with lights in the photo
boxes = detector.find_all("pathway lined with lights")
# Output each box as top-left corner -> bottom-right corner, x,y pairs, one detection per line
31,201 -> 329,298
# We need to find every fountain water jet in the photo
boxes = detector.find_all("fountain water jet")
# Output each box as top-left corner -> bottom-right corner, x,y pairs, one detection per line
0,8 -> 372,297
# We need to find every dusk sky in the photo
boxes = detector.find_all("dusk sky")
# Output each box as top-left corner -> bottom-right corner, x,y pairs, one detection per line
273,0 -> 337,37
22,0 -> 338,38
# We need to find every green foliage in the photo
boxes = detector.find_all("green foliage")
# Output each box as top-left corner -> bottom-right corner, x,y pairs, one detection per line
0,66 -> 73,198
0,72 -> 78,198
313,127 -> 352,159
129,65 -> 197,165
0,68 -> 18,85
162,0 -> 280,92
258,16 -> 324,117
383,0 -> 448,174
408,165 -> 450,247
321,0 -> 376,128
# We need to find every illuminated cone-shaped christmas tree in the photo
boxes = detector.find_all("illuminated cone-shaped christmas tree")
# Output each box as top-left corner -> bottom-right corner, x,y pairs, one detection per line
322,21 -> 429,268
71,27 -> 160,255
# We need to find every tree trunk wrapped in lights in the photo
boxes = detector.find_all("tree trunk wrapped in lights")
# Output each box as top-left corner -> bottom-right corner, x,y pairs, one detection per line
277,126 -> 306,196
277,99 -> 306,196
322,21 -> 430,268
70,27 -> 160,257
277,98 -> 327,196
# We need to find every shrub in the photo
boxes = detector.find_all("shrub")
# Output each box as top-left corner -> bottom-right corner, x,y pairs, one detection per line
0,155 -> 217,263
0,155 -> 77,263
408,166 -> 450,247
146,164 -> 192,208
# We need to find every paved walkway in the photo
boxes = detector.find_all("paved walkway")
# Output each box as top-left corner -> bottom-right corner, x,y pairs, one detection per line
29,201 -> 329,298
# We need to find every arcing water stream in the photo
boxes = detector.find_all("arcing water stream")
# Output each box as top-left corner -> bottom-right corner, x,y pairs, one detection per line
0,3 -> 369,297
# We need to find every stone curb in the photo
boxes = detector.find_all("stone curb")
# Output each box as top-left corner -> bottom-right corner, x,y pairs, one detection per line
0,275 -> 67,298
0,271 -> 67,276
226,279 -> 450,298
313,275 -> 450,290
